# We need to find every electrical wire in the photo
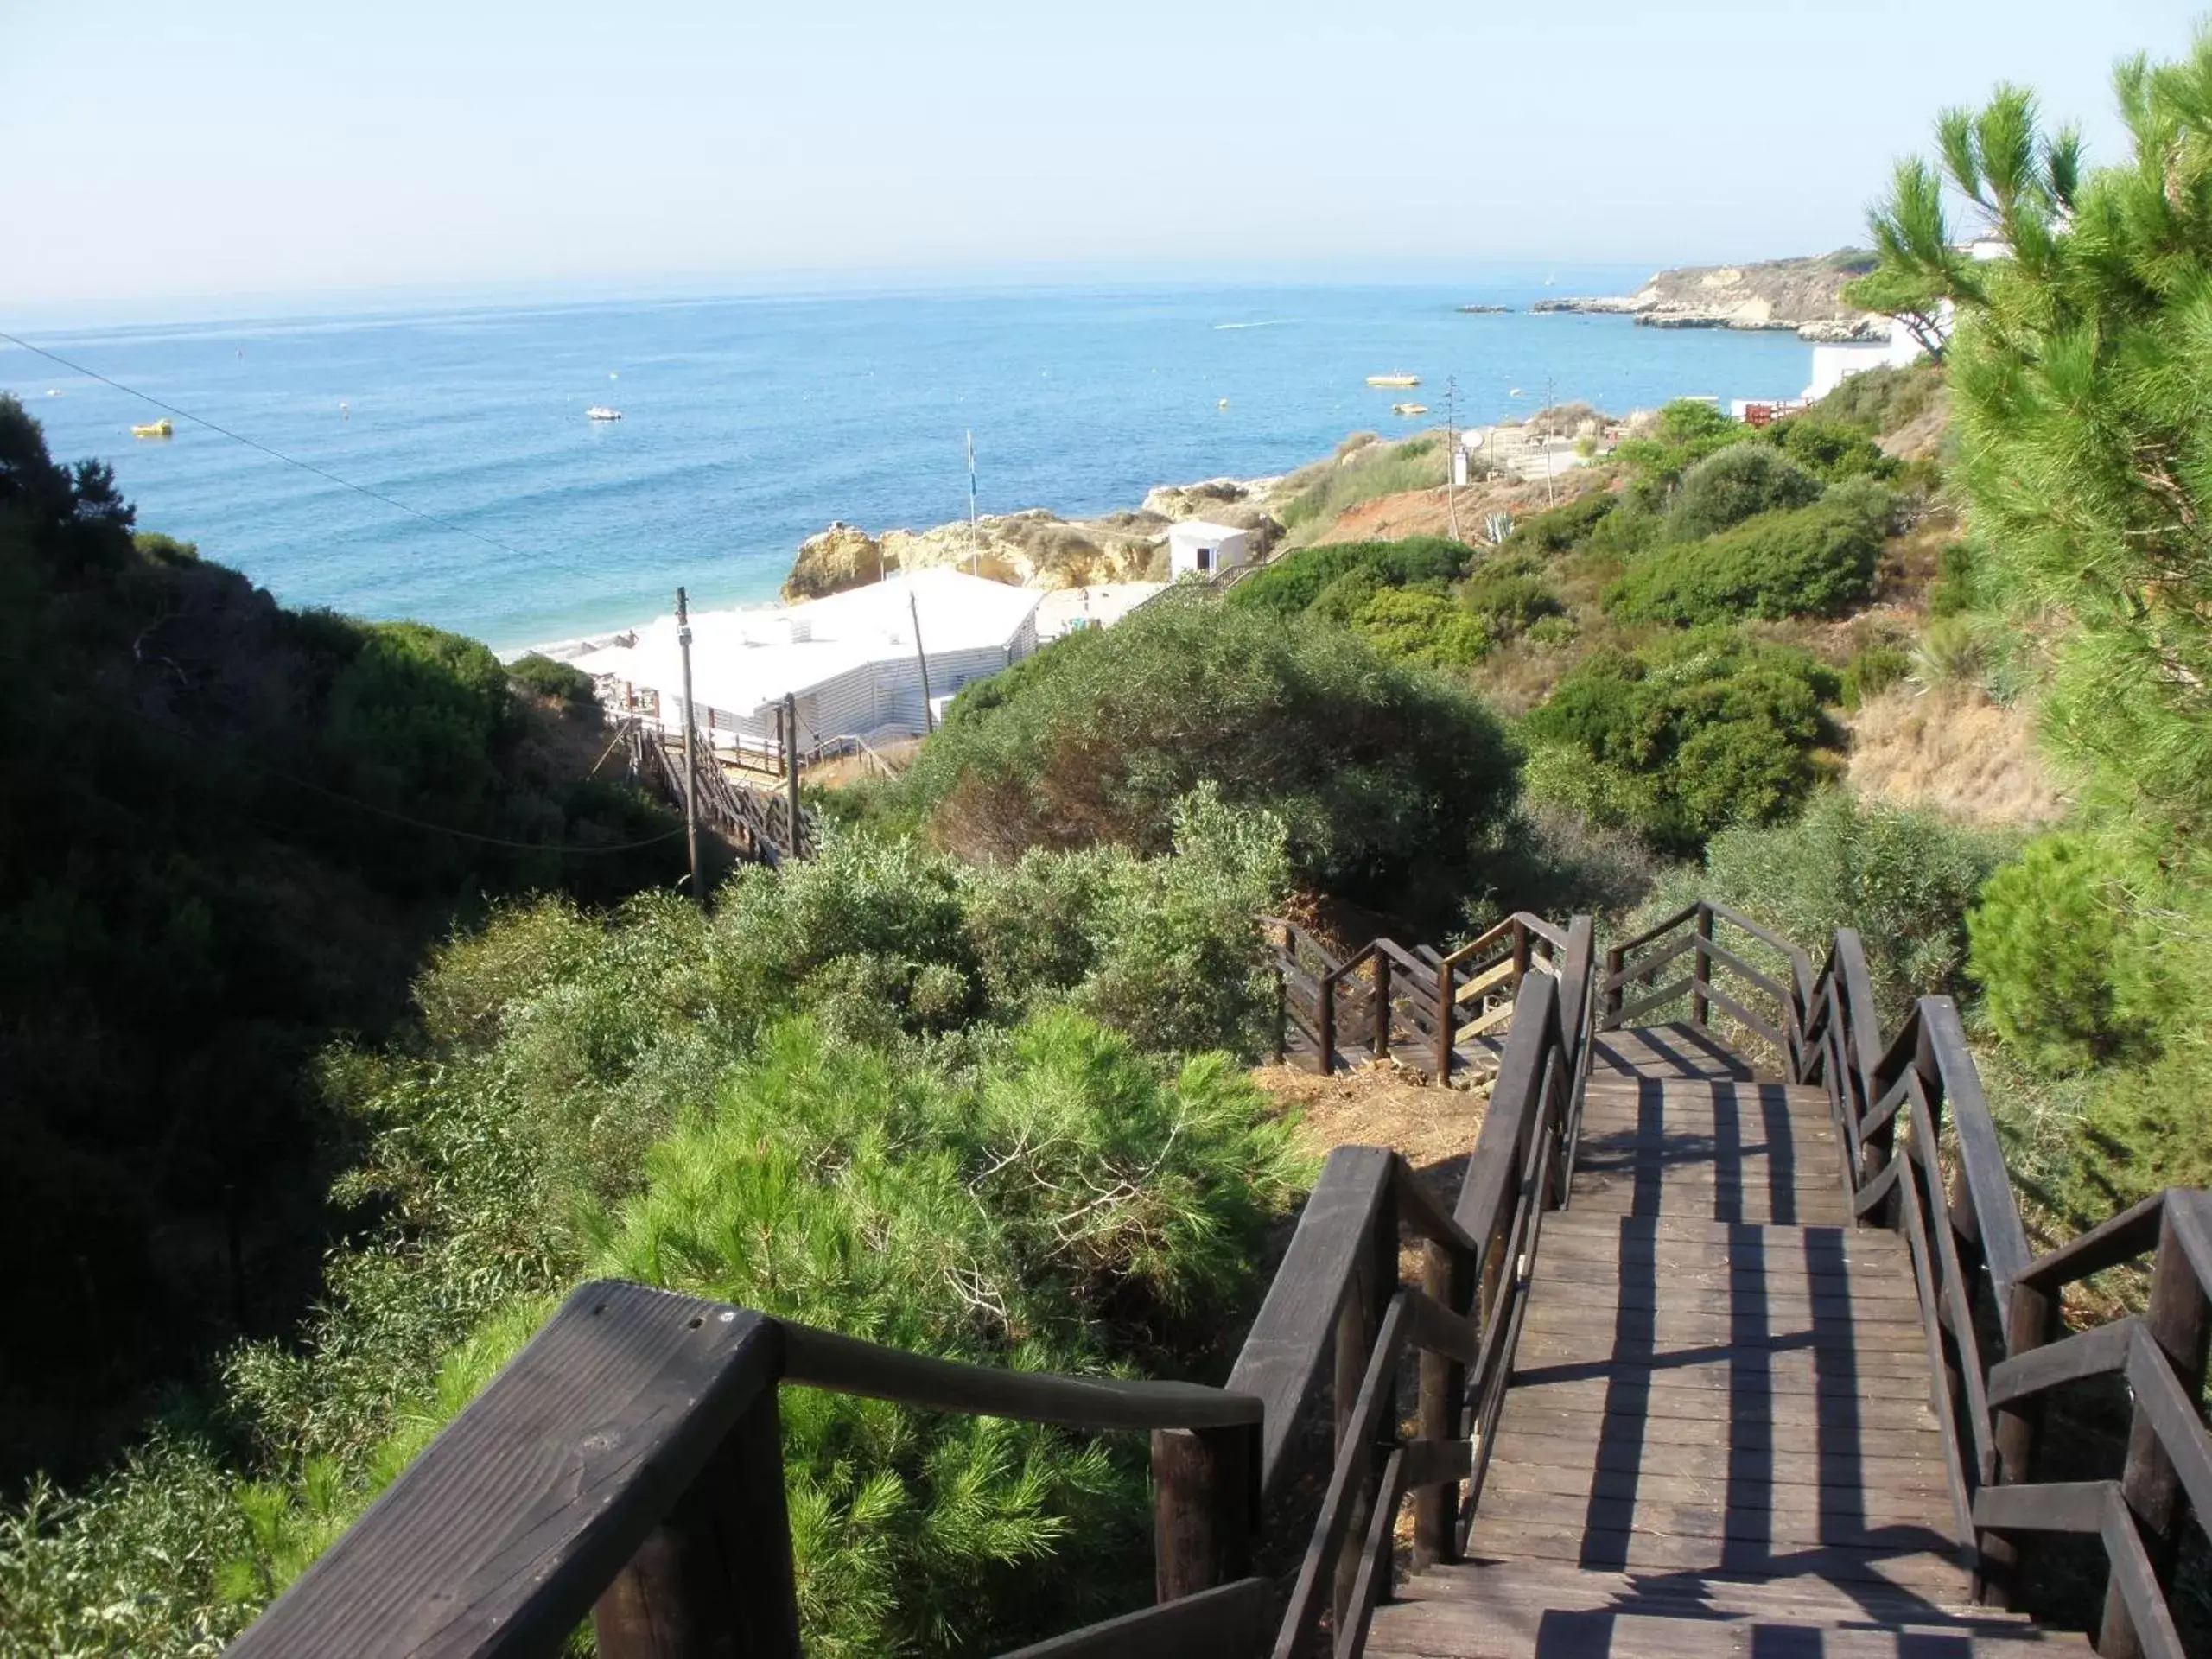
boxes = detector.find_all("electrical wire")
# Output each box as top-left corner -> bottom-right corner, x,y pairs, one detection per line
0,329 -> 541,562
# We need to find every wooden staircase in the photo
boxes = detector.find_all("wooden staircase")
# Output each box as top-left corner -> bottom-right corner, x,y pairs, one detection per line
1365,1022 -> 2089,1658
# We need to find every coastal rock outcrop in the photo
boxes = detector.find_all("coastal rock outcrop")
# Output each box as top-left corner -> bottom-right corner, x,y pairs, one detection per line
784,521 -> 884,601
1532,251 -> 1886,337
784,473 -> 1287,601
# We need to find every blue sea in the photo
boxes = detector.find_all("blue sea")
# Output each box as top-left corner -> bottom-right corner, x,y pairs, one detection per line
3,276 -> 1816,651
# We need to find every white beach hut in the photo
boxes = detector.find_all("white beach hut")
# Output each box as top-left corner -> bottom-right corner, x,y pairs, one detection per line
570,567 -> 1042,759
1167,520 -> 1251,581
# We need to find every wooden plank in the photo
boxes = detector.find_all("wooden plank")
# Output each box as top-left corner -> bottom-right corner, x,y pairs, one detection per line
1469,1488 -> 1960,1554
1526,1258 -> 1921,1298
1363,1601 -> 2056,1657
1613,976 -> 1696,1027
1510,1344 -> 1939,1385
1480,1458 -> 1956,1510
1493,1392 -> 1949,1444
781,1324 -> 1258,1431
1985,1315 -> 2136,1408
1495,1380 -> 1941,1432
1516,1280 -> 1937,1320
995,1578 -> 1269,1658
1512,1313 -> 1932,1353
1453,1519 -> 1968,1590
1480,1427 -> 1957,1488
1226,1146 -> 1393,1499
231,1281 -> 783,1659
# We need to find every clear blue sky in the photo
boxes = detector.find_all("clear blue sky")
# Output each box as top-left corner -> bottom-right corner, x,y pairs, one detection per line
3,1 -> 2197,315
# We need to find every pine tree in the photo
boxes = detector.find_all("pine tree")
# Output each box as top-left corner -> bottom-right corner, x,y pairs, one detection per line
1857,36 -> 2212,842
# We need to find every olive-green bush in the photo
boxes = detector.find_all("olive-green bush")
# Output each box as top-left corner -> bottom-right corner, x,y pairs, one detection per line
1967,834 -> 2152,1073
902,595 -> 1518,914
1518,631 -> 1841,851
1636,791 -> 2009,1027
1606,482 -> 1891,624
1663,444 -> 1825,542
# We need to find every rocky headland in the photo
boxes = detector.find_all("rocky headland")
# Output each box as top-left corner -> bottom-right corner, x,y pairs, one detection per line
783,476 -> 1288,601
1531,250 -> 1887,340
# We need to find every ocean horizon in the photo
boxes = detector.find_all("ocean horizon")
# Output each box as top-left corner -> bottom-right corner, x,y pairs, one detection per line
3,275 -> 1818,652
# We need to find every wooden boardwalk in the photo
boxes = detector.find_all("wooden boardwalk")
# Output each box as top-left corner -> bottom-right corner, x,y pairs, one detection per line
1365,1025 -> 2089,1658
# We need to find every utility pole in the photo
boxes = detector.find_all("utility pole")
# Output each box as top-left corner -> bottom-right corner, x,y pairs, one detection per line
910,591 -> 937,734
1543,375 -> 1558,508
1444,374 -> 1463,544
783,690 -> 804,858
675,587 -> 704,908
967,429 -> 980,575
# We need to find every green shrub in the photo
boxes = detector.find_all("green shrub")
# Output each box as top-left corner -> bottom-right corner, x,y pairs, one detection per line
1764,416 -> 1896,483
1968,835 -> 2150,1073
1664,444 -> 1825,541
1612,399 -> 1757,501
1353,587 -> 1494,668
506,651 -> 600,715
1500,490 -> 1618,556
1458,559 -> 1565,636
901,595 -> 1518,914
1927,539 -> 1980,617
1635,790 -> 2009,1026
1805,363 -> 1942,439
1607,484 -> 1891,625
1229,536 -> 1472,619
218,1012 -> 1310,1657
1521,632 -> 1841,851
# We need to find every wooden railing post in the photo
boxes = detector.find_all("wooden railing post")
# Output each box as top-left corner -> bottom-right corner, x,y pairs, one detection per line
594,1386 -> 802,1659
1272,966 -> 1287,1065
1372,951 -> 1393,1059
1332,1179 -> 1396,1629
1415,1238 -> 1472,1570
1435,957 -> 1455,1084
1318,971 -> 1338,1077
1152,1422 -> 1257,1602
2098,1205 -> 2212,1658
1980,1277 -> 2056,1608
1690,905 -> 1713,1028
1601,944 -> 1623,1027
1510,918 -> 1531,1000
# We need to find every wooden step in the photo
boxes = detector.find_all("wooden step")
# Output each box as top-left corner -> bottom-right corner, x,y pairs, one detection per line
1388,1560 -> 2028,1626
1587,1023 -> 1758,1079
1366,1596 -> 2087,1658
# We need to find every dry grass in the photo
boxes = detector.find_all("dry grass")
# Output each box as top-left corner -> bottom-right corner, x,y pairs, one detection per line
1252,1058 -> 1485,1250
1845,685 -> 2067,826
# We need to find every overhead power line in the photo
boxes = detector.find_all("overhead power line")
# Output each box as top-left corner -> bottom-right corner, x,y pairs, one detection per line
0,329 -> 540,561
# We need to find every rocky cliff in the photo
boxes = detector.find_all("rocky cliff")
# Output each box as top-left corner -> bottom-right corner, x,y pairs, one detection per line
1532,251 -> 1886,340
783,478 -> 1286,601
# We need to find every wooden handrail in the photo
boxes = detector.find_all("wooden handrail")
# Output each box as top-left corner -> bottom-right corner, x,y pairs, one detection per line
1627,898 -> 2212,1651
209,910 -> 1595,1659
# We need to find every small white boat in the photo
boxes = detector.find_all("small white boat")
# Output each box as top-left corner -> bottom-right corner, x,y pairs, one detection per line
1393,402 -> 1428,416
587,406 -> 623,422
1367,373 -> 1421,388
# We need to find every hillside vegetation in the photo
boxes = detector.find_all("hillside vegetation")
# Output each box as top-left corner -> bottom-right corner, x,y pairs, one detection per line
15,28 -> 2212,1656
0,397 -> 689,1488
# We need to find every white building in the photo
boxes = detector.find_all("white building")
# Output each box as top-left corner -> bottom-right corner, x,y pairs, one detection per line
1804,314 -> 1941,402
1167,520 -> 1251,580
570,567 -> 1042,757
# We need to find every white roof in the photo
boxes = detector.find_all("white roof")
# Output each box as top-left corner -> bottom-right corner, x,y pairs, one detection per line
1167,519 -> 1249,542
572,567 -> 1042,716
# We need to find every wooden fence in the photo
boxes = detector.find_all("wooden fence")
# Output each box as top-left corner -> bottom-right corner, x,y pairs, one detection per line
1265,912 -> 1568,1086
226,919 -> 1601,1659
624,719 -> 809,866
1606,901 -> 2212,1659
